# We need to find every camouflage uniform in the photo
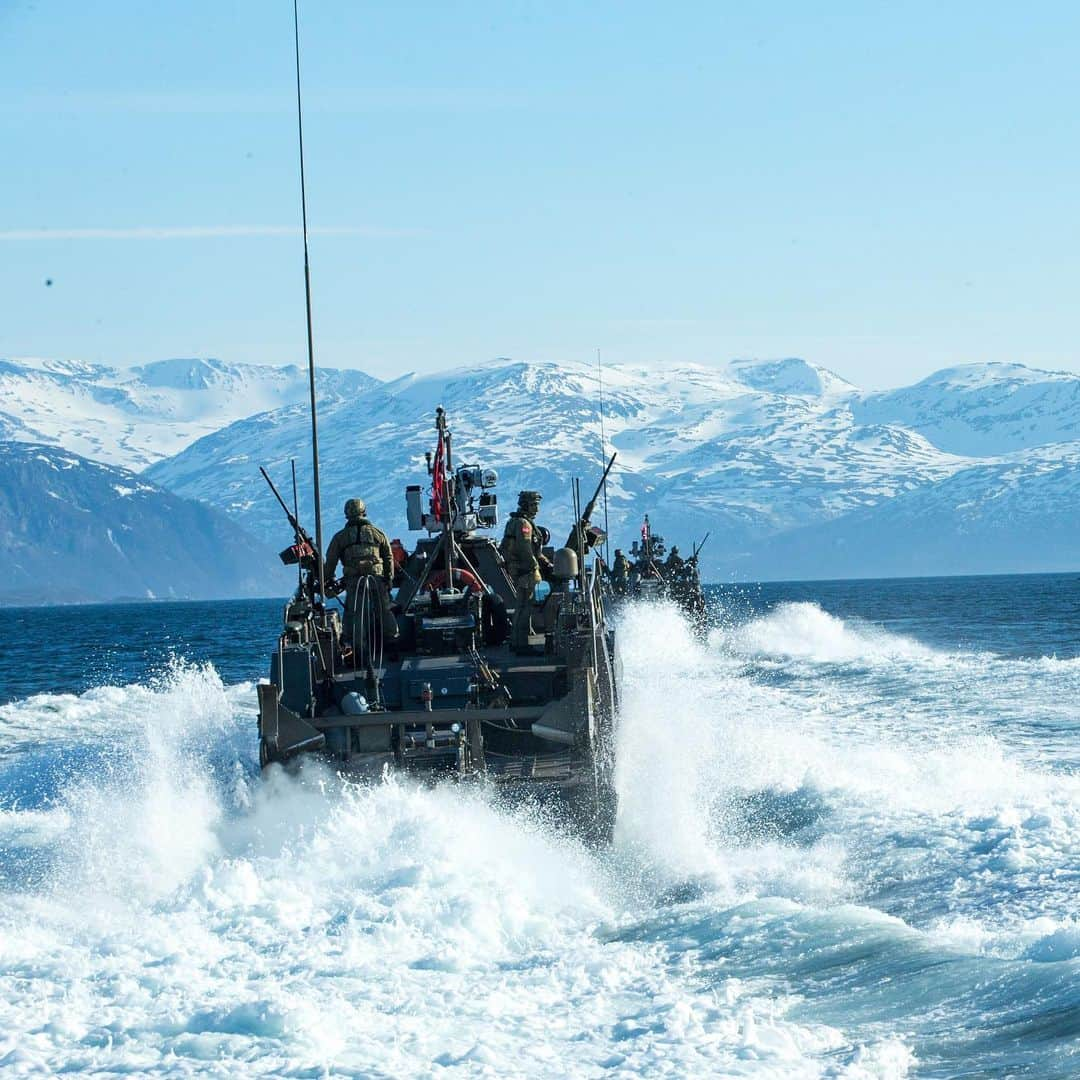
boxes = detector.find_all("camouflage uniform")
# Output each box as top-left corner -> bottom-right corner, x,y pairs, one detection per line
325,498 -> 399,650
499,490 -> 544,651
665,546 -> 684,575
611,550 -> 630,595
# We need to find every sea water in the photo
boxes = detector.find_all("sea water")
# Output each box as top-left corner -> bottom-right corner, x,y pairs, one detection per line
0,576 -> 1078,1077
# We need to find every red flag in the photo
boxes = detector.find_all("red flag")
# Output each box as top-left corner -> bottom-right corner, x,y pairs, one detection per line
431,429 -> 447,521
641,515 -> 650,542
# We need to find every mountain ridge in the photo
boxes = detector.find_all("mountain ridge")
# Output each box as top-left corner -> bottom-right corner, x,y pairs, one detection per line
143,356 -> 1080,580
0,355 -> 379,470
6,354 -> 1080,584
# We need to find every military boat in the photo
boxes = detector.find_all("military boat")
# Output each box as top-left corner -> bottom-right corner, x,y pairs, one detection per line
256,408 -> 619,840
607,516 -> 710,634
255,10 -> 617,839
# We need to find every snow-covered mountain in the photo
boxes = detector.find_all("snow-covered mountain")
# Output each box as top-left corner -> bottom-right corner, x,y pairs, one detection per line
748,441 -> 1080,580
140,356 -> 974,574
853,363 -> 1080,456
7,354 -> 1080,584
0,442 -> 287,604
148,359 -> 657,552
143,356 -> 1080,581
0,356 -> 377,470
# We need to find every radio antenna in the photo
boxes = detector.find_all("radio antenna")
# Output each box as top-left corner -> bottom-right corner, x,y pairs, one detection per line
597,347 -> 611,564
292,0 -> 327,610
290,458 -> 303,593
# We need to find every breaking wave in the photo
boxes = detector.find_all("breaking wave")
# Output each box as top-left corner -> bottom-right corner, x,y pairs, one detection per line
718,601 -> 939,664
1,600 -> 1078,1075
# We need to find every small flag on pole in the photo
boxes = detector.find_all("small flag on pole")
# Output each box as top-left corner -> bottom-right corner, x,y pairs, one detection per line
431,429 -> 447,521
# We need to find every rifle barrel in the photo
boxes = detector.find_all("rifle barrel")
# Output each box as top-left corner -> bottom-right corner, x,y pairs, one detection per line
260,465 -> 315,546
581,451 -> 617,522
260,466 -> 293,517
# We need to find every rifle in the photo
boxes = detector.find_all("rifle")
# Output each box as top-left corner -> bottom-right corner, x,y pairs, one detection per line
692,531 -> 711,561
565,451 -> 617,550
260,465 -> 320,569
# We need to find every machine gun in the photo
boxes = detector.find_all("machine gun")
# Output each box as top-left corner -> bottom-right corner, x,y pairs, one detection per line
259,464 -> 321,573
691,531 -> 710,562
565,451 -> 617,554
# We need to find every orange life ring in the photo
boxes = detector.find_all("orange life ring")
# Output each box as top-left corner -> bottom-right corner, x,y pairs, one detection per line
427,567 -> 482,592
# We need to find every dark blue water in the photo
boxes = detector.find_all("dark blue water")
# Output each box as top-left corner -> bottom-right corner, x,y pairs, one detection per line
4,572 -> 1078,704
0,597 -> 283,704
724,572 -> 1080,660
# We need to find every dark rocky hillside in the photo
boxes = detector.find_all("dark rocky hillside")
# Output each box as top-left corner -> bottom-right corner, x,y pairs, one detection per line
0,442 -> 288,605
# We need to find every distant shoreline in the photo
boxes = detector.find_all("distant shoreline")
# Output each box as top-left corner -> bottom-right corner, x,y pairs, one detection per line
4,567 -> 1079,611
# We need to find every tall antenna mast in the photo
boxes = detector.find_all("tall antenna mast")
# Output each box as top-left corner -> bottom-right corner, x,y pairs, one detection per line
597,347 -> 611,564
292,0 -> 327,610
291,458 -> 303,593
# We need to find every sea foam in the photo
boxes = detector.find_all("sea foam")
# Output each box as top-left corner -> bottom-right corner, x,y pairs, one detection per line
5,599 -> 1080,1076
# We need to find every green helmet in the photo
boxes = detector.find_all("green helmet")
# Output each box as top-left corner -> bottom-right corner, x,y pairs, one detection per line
344,498 -> 367,520
517,490 -> 542,509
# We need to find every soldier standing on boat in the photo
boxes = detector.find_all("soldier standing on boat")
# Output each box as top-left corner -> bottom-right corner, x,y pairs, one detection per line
665,545 -> 685,576
500,490 -> 549,652
683,552 -> 702,592
611,549 -> 630,595
325,498 -> 399,653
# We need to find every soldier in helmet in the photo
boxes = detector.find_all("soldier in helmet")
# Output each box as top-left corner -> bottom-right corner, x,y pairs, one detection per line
499,490 -> 549,652
325,498 -> 399,657
663,544 -> 685,602
665,545 -> 684,574
610,548 -> 630,596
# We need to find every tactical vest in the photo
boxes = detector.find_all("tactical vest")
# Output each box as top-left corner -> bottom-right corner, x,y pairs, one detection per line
500,512 -> 534,576
340,520 -> 384,578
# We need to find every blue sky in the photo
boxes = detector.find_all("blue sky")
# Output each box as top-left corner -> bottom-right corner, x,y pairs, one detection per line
2,1 -> 1078,388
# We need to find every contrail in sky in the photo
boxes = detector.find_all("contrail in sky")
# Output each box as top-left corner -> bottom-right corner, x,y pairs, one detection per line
0,225 -> 421,241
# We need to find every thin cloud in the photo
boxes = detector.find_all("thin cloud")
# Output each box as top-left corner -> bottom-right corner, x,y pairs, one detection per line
0,224 -> 423,241
2,88 -> 534,116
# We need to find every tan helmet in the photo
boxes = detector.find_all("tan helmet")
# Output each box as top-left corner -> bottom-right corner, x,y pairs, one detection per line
344,498 -> 366,520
